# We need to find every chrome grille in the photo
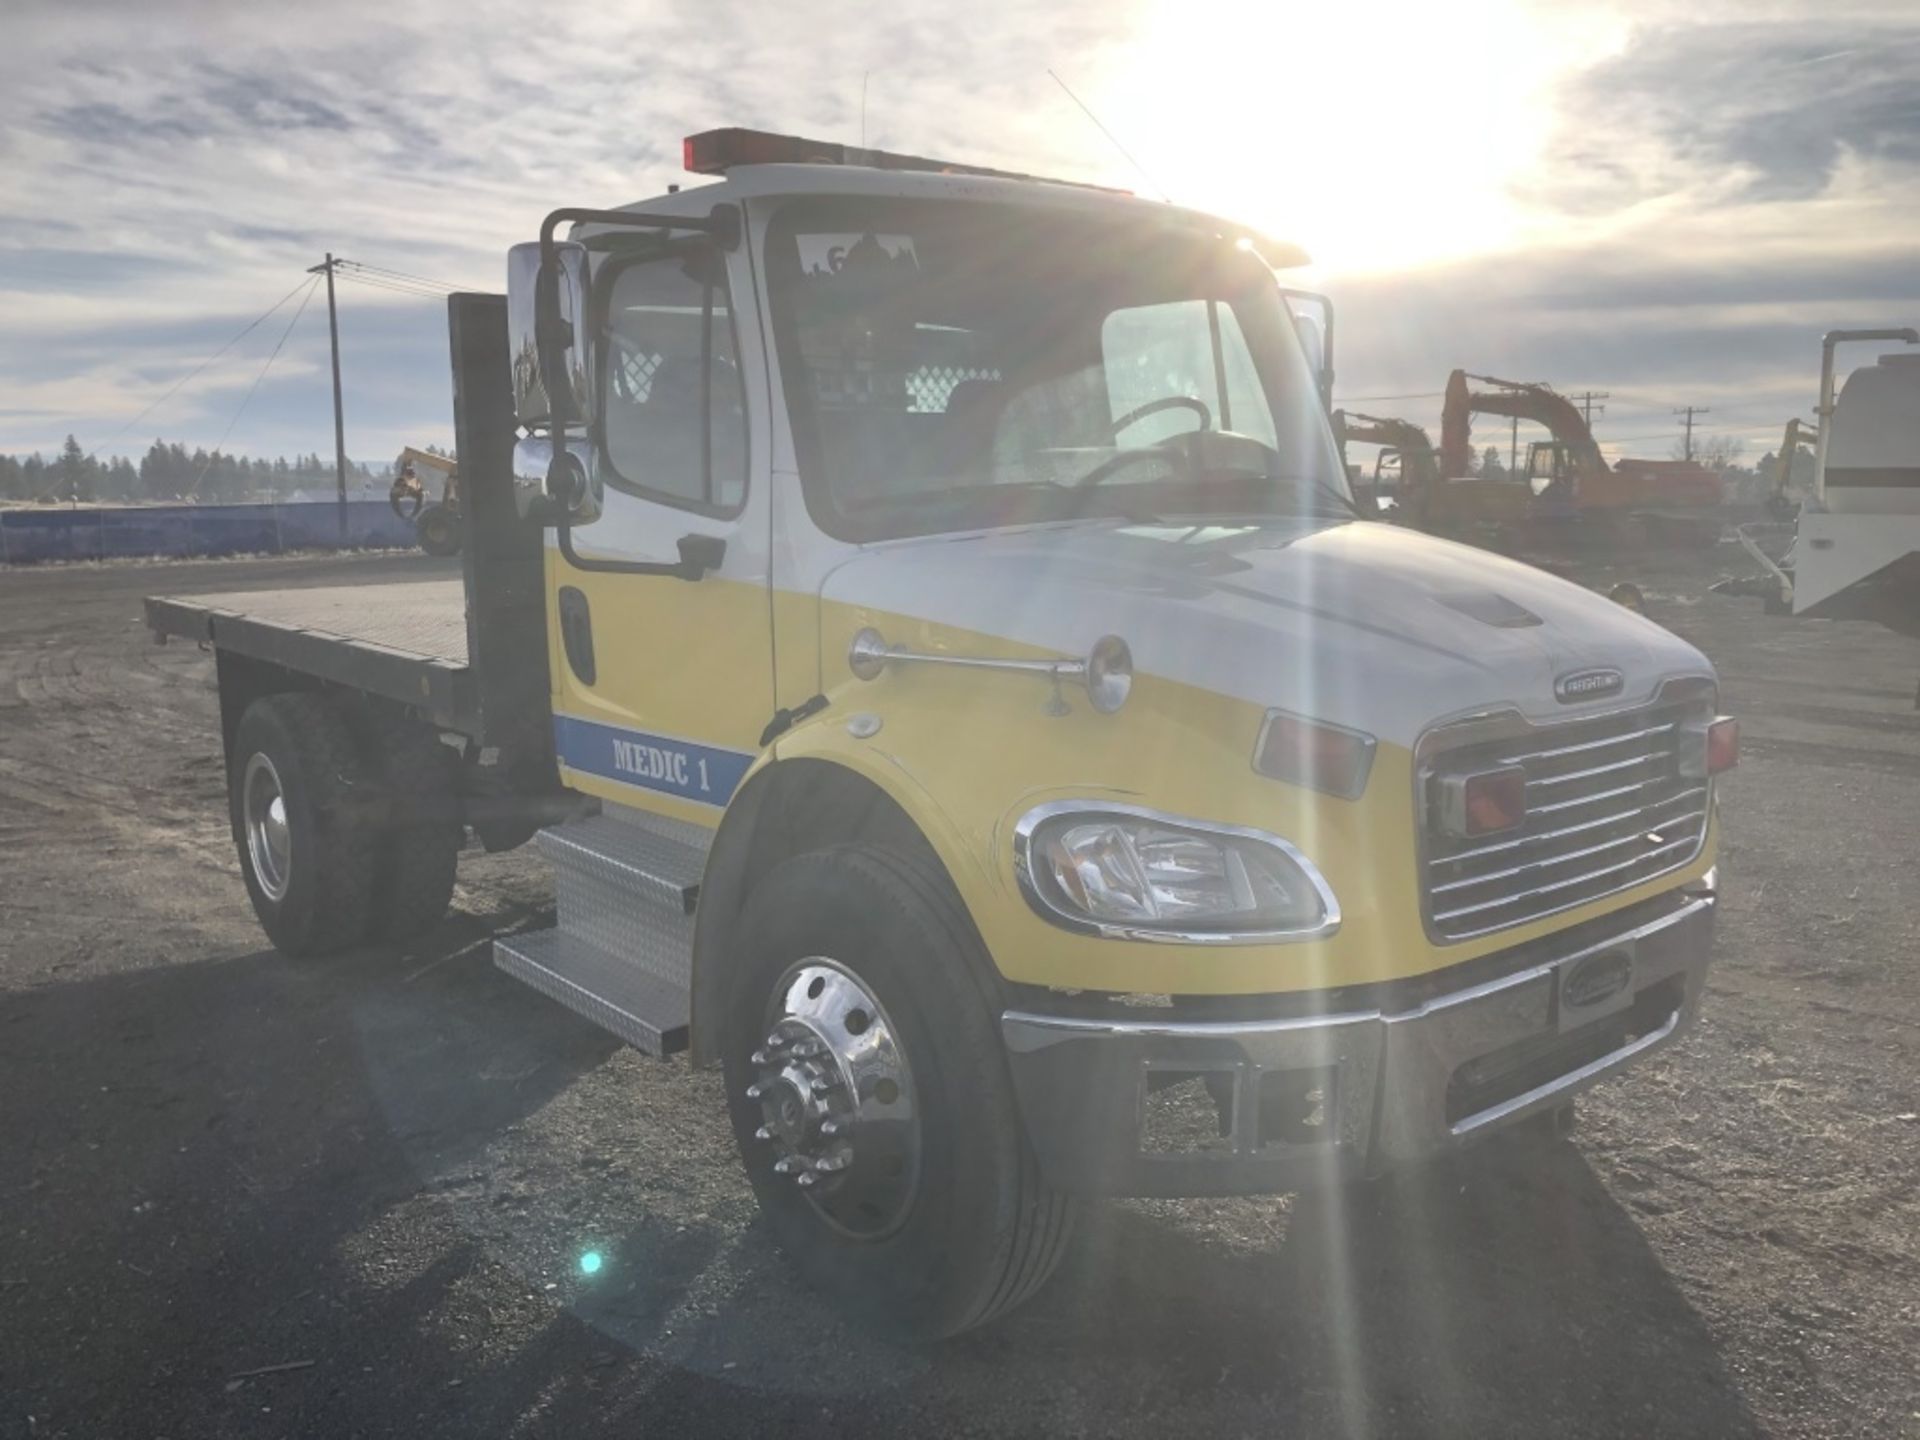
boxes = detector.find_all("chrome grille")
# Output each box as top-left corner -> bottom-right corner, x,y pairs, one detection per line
1420,688 -> 1714,941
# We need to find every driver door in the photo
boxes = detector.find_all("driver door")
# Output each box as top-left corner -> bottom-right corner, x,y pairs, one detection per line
546,243 -> 773,829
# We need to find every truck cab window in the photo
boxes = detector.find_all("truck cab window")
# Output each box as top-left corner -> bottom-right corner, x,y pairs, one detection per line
601,252 -> 747,513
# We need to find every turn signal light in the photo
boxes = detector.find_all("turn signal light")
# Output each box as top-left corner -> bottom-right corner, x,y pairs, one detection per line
1434,765 -> 1528,838
1253,711 -> 1377,799
1680,715 -> 1740,778
1707,716 -> 1739,774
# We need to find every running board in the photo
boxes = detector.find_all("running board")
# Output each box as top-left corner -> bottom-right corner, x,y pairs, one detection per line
494,928 -> 690,1055
491,805 -> 712,1056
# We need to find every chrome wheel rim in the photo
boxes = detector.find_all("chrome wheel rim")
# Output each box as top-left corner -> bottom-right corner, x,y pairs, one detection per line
748,958 -> 921,1240
242,752 -> 293,902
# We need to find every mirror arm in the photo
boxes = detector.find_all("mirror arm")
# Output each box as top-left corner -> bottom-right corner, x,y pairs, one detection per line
539,204 -> 740,262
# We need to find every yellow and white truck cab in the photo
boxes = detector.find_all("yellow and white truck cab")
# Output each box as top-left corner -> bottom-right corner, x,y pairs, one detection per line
149,128 -> 1738,1338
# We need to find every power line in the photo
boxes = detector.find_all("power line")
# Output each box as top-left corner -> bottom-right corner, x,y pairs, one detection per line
187,277 -> 321,497
335,259 -> 466,291
85,276 -> 318,461
332,271 -> 455,300
1333,390 -> 1445,404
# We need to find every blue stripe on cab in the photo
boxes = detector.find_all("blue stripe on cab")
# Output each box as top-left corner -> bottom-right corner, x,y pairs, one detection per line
552,714 -> 753,807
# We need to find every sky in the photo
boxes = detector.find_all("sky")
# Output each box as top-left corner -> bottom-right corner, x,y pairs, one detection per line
3,0 -> 1917,471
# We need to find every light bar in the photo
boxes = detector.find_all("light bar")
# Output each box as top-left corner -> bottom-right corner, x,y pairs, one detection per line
682,127 -> 1127,193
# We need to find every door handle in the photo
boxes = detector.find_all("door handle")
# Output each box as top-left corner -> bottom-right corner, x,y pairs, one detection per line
676,534 -> 726,578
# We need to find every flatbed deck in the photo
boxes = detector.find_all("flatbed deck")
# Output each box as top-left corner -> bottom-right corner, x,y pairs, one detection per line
146,579 -> 481,733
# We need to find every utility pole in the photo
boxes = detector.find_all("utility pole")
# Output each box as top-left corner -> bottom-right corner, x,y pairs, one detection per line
1673,404 -> 1710,463
1573,390 -> 1610,427
308,254 -> 348,541
1509,416 -> 1518,475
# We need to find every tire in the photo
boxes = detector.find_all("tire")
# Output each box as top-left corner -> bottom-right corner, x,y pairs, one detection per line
229,693 -> 375,957
361,718 -> 462,943
416,505 -> 461,557
721,844 -> 1075,1340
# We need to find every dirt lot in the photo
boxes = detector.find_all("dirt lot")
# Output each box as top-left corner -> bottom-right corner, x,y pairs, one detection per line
1,549 -> 1916,1439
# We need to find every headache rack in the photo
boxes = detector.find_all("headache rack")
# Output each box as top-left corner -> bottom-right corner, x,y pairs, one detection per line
1418,679 -> 1716,942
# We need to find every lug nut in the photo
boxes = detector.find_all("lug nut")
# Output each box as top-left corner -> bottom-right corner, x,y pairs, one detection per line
754,1125 -> 773,1142
764,1032 -> 787,1050
810,1077 -> 837,1096
773,1156 -> 800,1175
797,1172 -> 818,1189
819,1120 -> 840,1137
745,1082 -> 764,1100
814,1152 -> 849,1173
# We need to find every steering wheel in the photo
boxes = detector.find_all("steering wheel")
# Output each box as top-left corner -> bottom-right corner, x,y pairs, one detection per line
1112,395 -> 1212,436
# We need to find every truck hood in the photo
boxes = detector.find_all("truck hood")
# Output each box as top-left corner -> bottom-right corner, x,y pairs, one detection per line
817,518 -> 1712,745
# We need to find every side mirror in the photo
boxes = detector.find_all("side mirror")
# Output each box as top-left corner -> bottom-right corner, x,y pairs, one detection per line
512,434 -> 600,526
1279,288 -> 1336,411
507,240 -> 593,430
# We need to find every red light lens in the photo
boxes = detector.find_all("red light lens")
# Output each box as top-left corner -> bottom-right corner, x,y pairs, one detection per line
1254,713 -> 1376,799
1463,768 -> 1528,836
1706,716 -> 1739,774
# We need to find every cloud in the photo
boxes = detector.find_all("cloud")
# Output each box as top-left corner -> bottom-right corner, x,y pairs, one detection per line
1,0 -> 1916,468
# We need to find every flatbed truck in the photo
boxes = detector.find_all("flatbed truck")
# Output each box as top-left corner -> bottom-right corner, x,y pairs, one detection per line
148,127 -> 1737,1337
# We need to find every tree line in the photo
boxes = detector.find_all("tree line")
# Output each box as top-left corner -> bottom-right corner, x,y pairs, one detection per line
0,437 -> 379,506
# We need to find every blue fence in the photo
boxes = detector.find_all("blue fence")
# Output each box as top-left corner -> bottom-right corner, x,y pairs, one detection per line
0,500 -> 418,565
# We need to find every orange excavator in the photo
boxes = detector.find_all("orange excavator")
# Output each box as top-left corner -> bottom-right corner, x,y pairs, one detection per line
1334,407 -> 1532,537
1333,410 -> 1438,514
1437,370 -> 1722,548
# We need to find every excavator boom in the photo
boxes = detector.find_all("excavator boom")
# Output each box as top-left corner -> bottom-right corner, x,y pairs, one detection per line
1439,370 -> 1607,479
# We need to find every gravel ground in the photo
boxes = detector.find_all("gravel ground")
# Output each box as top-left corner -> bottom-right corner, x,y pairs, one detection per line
0,548 -> 1916,1439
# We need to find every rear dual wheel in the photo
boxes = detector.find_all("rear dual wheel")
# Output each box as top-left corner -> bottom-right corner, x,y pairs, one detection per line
229,693 -> 460,956
721,845 -> 1075,1340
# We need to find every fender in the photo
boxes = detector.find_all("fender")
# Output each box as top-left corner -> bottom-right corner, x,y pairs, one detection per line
688,721 -> 986,1064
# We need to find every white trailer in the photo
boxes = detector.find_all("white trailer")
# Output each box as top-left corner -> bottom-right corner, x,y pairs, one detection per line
1736,330 -> 1920,692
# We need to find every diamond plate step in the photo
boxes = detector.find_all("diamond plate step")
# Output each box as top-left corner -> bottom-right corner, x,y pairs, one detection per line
493,927 -> 689,1055
535,811 -> 709,916
535,809 -> 709,992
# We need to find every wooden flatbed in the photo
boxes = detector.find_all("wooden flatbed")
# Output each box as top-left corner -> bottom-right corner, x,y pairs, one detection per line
145,579 -> 482,735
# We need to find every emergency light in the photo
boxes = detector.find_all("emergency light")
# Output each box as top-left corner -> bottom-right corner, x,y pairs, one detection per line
681,127 -> 1127,193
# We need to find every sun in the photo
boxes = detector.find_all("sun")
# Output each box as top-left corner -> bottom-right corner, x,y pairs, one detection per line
1101,0 -> 1630,275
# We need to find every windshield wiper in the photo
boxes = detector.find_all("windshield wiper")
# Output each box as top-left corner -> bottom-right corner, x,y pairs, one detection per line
1182,464 -> 1362,521
853,480 -> 1162,528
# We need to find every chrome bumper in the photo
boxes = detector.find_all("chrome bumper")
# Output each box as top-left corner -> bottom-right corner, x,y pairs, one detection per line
1000,883 -> 1716,1197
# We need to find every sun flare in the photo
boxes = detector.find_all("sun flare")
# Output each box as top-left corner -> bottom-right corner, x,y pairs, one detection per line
1104,0 -> 1631,274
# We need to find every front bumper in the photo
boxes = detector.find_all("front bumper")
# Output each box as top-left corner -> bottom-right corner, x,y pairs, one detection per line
1001,883 -> 1716,1197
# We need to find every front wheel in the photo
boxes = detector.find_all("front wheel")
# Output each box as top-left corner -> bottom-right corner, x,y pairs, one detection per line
722,845 -> 1074,1340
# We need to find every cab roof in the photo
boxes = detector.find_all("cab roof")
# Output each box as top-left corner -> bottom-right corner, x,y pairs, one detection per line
576,129 -> 1311,269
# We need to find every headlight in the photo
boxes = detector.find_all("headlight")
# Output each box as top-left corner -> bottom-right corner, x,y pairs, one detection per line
1013,802 -> 1339,944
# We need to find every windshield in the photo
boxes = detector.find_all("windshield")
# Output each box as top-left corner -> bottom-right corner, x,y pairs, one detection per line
765,198 -> 1349,540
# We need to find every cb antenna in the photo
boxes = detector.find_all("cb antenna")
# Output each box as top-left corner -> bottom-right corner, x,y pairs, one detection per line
1047,68 -> 1170,202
